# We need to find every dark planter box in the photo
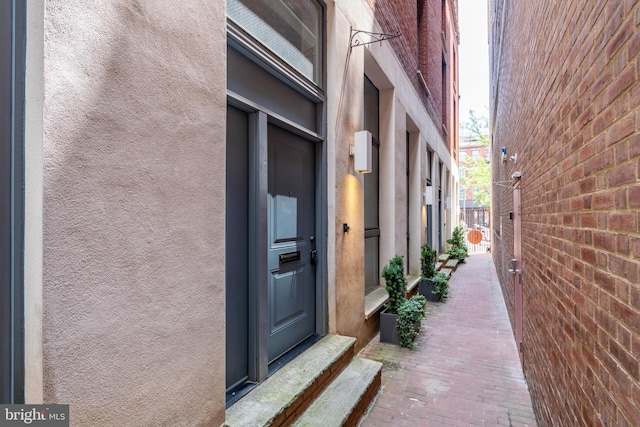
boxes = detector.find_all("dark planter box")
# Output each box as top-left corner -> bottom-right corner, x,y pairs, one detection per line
380,308 -> 421,345
419,279 -> 441,302
379,309 -> 401,345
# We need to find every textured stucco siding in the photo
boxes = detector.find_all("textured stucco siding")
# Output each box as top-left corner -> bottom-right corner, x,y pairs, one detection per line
40,1 -> 226,425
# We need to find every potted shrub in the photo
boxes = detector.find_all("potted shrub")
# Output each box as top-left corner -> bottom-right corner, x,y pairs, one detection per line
431,271 -> 450,301
446,225 -> 469,263
382,255 -> 406,315
396,294 -> 427,348
418,243 -> 440,302
380,256 -> 427,347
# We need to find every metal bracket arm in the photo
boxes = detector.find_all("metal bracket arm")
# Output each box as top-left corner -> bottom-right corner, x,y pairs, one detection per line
350,27 -> 401,50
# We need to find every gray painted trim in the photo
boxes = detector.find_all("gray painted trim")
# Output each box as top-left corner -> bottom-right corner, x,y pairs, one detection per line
227,22 -> 325,104
315,128 -> 327,336
0,0 -> 25,404
251,111 -> 269,382
227,91 -> 323,143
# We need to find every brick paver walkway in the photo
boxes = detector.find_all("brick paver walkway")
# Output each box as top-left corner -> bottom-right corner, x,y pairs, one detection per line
359,253 -> 538,427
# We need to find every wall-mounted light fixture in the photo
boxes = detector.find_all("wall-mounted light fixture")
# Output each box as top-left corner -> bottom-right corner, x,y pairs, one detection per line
501,147 -> 507,164
423,182 -> 433,205
352,130 -> 372,173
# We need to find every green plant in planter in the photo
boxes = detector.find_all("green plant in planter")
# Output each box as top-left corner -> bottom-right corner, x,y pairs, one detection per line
431,271 -> 450,300
381,255 -> 407,315
397,294 -> 427,348
420,243 -> 437,280
446,225 -> 468,262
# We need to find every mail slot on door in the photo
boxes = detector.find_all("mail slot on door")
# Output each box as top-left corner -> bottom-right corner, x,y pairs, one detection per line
279,251 -> 301,264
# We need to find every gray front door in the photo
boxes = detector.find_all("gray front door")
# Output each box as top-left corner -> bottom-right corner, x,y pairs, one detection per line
267,124 -> 316,362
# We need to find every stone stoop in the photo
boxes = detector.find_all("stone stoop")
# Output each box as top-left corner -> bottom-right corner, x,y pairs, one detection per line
292,357 -> 382,427
440,268 -> 453,279
437,253 -> 451,263
445,258 -> 459,271
225,334 -> 381,427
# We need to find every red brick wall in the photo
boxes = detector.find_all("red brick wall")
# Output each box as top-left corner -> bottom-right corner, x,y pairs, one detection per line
491,1 -> 640,425
370,0 -> 458,150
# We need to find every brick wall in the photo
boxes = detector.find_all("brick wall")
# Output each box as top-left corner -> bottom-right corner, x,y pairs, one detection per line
369,0 -> 458,149
491,1 -> 640,425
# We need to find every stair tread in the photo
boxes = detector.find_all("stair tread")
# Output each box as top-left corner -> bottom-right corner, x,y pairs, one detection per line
438,253 -> 450,262
445,259 -> 459,270
292,358 -> 382,427
441,268 -> 453,279
435,262 -> 443,270
225,334 -> 356,427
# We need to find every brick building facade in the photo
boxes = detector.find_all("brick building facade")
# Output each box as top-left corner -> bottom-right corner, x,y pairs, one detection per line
459,136 -> 490,203
369,0 -> 459,155
490,1 -> 640,425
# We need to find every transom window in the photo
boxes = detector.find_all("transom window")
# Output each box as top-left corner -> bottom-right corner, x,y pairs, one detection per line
228,0 -> 323,86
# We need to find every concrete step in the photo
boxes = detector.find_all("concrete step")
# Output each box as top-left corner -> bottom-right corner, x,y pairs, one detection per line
292,358 -> 382,427
225,334 -> 356,427
435,261 -> 443,271
441,268 -> 453,279
445,258 -> 459,271
438,253 -> 451,262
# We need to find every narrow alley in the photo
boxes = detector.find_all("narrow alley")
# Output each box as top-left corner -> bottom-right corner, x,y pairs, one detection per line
359,253 -> 538,427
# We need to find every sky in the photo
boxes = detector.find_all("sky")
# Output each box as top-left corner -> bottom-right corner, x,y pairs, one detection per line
457,0 -> 490,132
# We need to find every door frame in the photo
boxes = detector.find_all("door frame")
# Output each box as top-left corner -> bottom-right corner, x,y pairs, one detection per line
0,0 -> 26,404
227,97 -> 327,384
226,19 -> 327,388
513,182 -> 523,365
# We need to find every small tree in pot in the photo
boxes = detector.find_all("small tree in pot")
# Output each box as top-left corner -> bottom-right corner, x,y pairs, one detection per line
446,225 -> 468,263
380,256 -> 427,347
418,244 -> 440,301
382,255 -> 407,315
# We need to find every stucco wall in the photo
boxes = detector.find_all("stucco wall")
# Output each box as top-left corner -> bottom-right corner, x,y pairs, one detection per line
329,0 -> 454,350
327,0 -> 369,345
40,1 -> 226,425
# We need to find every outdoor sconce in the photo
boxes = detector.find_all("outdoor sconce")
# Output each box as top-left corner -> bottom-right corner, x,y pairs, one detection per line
501,147 -> 507,164
352,130 -> 372,173
423,184 -> 433,205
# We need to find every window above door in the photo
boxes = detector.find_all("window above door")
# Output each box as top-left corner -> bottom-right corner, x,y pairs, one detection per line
227,0 -> 323,87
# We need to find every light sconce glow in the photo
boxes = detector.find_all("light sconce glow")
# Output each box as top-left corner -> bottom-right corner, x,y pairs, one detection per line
352,130 -> 372,173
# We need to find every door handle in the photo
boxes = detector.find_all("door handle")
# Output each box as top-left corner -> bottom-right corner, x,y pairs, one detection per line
310,249 -> 318,264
